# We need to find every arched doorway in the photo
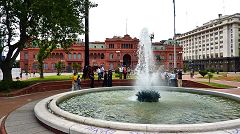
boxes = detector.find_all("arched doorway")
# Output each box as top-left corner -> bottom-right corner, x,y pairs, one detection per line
123,54 -> 131,67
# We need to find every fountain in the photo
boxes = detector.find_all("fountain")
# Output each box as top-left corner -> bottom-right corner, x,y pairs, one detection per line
34,28 -> 240,133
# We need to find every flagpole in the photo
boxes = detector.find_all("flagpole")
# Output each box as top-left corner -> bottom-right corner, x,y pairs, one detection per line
173,0 -> 177,69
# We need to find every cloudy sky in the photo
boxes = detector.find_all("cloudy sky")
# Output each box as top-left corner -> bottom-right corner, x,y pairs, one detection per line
85,0 -> 240,42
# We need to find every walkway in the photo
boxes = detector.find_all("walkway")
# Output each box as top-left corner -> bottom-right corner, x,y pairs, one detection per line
183,74 -> 240,95
0,89 -> 68,119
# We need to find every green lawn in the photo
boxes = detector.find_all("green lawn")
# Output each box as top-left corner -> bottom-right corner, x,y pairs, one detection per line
197,81 -> 236,89
25,72 -> 135,82
26,75 -> 72,82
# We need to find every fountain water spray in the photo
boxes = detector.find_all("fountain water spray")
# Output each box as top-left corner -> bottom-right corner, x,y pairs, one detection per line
135,28 -> 160,89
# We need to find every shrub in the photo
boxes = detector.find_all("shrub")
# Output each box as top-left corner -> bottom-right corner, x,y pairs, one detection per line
115,73 -> 120,78
199,70 -> 208,77
136,90 -> 161,102
0,81 -> 32,92
209,69 -> 216,73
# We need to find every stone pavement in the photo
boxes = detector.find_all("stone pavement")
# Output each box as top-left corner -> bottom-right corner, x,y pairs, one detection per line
4,101 -> 54,134
0,89 -> 68,119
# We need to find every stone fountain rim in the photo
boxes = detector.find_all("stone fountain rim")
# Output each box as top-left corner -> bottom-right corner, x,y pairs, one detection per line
34,86 -> 240,133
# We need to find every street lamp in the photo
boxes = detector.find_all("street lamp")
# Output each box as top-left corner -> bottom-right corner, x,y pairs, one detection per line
116,51 -> 120,67
150,33 -> 154,43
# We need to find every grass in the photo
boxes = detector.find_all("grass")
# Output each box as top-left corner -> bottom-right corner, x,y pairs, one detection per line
25,75 -> 72,82
197,72 -> 240,82
197,81 -> 236,89
24,72 -> 135,82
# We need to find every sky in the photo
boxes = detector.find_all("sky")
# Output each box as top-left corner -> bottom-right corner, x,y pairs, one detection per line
84,0 -> 240,42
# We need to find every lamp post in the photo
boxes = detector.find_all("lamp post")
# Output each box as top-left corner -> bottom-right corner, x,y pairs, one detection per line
173,0 -> 176,69
116,50 -> 120,67
84,0 -> 90,67
150,33 -> 154,43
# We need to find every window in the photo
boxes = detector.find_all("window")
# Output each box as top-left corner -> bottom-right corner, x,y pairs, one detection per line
109,44 -> 114,48
109,63 -> 114,70
52,63 -> 55,70
44,64 -> 48,69
169,54 -> 172,60
78,53 -> 81,59
68,53 -> 72,59
73,53 -> 76,59
101,53 -> 104,59
109,53 -> 113,59
24,52 -> 28,59
220,53 -> 223,57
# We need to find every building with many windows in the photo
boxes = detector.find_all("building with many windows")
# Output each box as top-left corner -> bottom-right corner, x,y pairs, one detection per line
20,34 -> 183,73
176,13 -> 240,72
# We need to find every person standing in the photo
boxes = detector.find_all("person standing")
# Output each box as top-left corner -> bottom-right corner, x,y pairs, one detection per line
107,70 -> 112,87
89,71 -> 94,88
170,72 -> 177,87
103,71 -> 108,87
97,67 -> 101,80
123,66 -> 127,79
177,70 -> 183,87
127,67 -> 131,78
19,71 -> 22,80
119,66 -> 123,79
77,75 -> 81,90
71,72 -> 77,91
100,65 -> 104,79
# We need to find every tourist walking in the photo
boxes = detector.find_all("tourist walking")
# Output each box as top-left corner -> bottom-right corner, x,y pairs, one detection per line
71,72 -> 77,91
77,75 -> 81,90
177,70 -> 183,87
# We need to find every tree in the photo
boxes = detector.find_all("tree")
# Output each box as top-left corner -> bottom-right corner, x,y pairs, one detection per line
55,61 -> 65,76
73,62 -> 80,73
199,70 -> 208,77
207,72 -> 213,83
0,0 -> 89,81
36,40 -> 56,78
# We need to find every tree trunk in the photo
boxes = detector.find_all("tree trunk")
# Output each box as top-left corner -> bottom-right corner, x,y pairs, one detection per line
39,62 -> 44,78
1,62 -> 13,81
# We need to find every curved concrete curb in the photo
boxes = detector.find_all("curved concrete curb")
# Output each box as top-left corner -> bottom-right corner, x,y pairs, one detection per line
35,86 -> 240,133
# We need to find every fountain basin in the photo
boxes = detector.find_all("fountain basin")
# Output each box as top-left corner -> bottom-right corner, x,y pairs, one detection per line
34,86 -> 240,133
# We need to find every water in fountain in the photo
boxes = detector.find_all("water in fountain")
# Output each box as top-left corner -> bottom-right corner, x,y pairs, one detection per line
135,28 -> 160,89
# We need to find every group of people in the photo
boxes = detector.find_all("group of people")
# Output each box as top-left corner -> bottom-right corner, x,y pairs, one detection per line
71,65 -> 184,91
71,72 -> 81,91
160,69 -> 183,87
71,65 -> 114,91
19,70 -> 36,80
118,66 -> 131,79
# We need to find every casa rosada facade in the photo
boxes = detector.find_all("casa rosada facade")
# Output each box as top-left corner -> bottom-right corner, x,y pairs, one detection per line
20,34 -> 183,73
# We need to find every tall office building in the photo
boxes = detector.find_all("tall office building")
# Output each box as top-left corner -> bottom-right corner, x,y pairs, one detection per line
176,13 -> 240,72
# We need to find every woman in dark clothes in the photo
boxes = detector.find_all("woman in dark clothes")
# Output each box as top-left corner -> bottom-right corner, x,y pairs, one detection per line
102,71 -> 108,87
107,70 -> 112,87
